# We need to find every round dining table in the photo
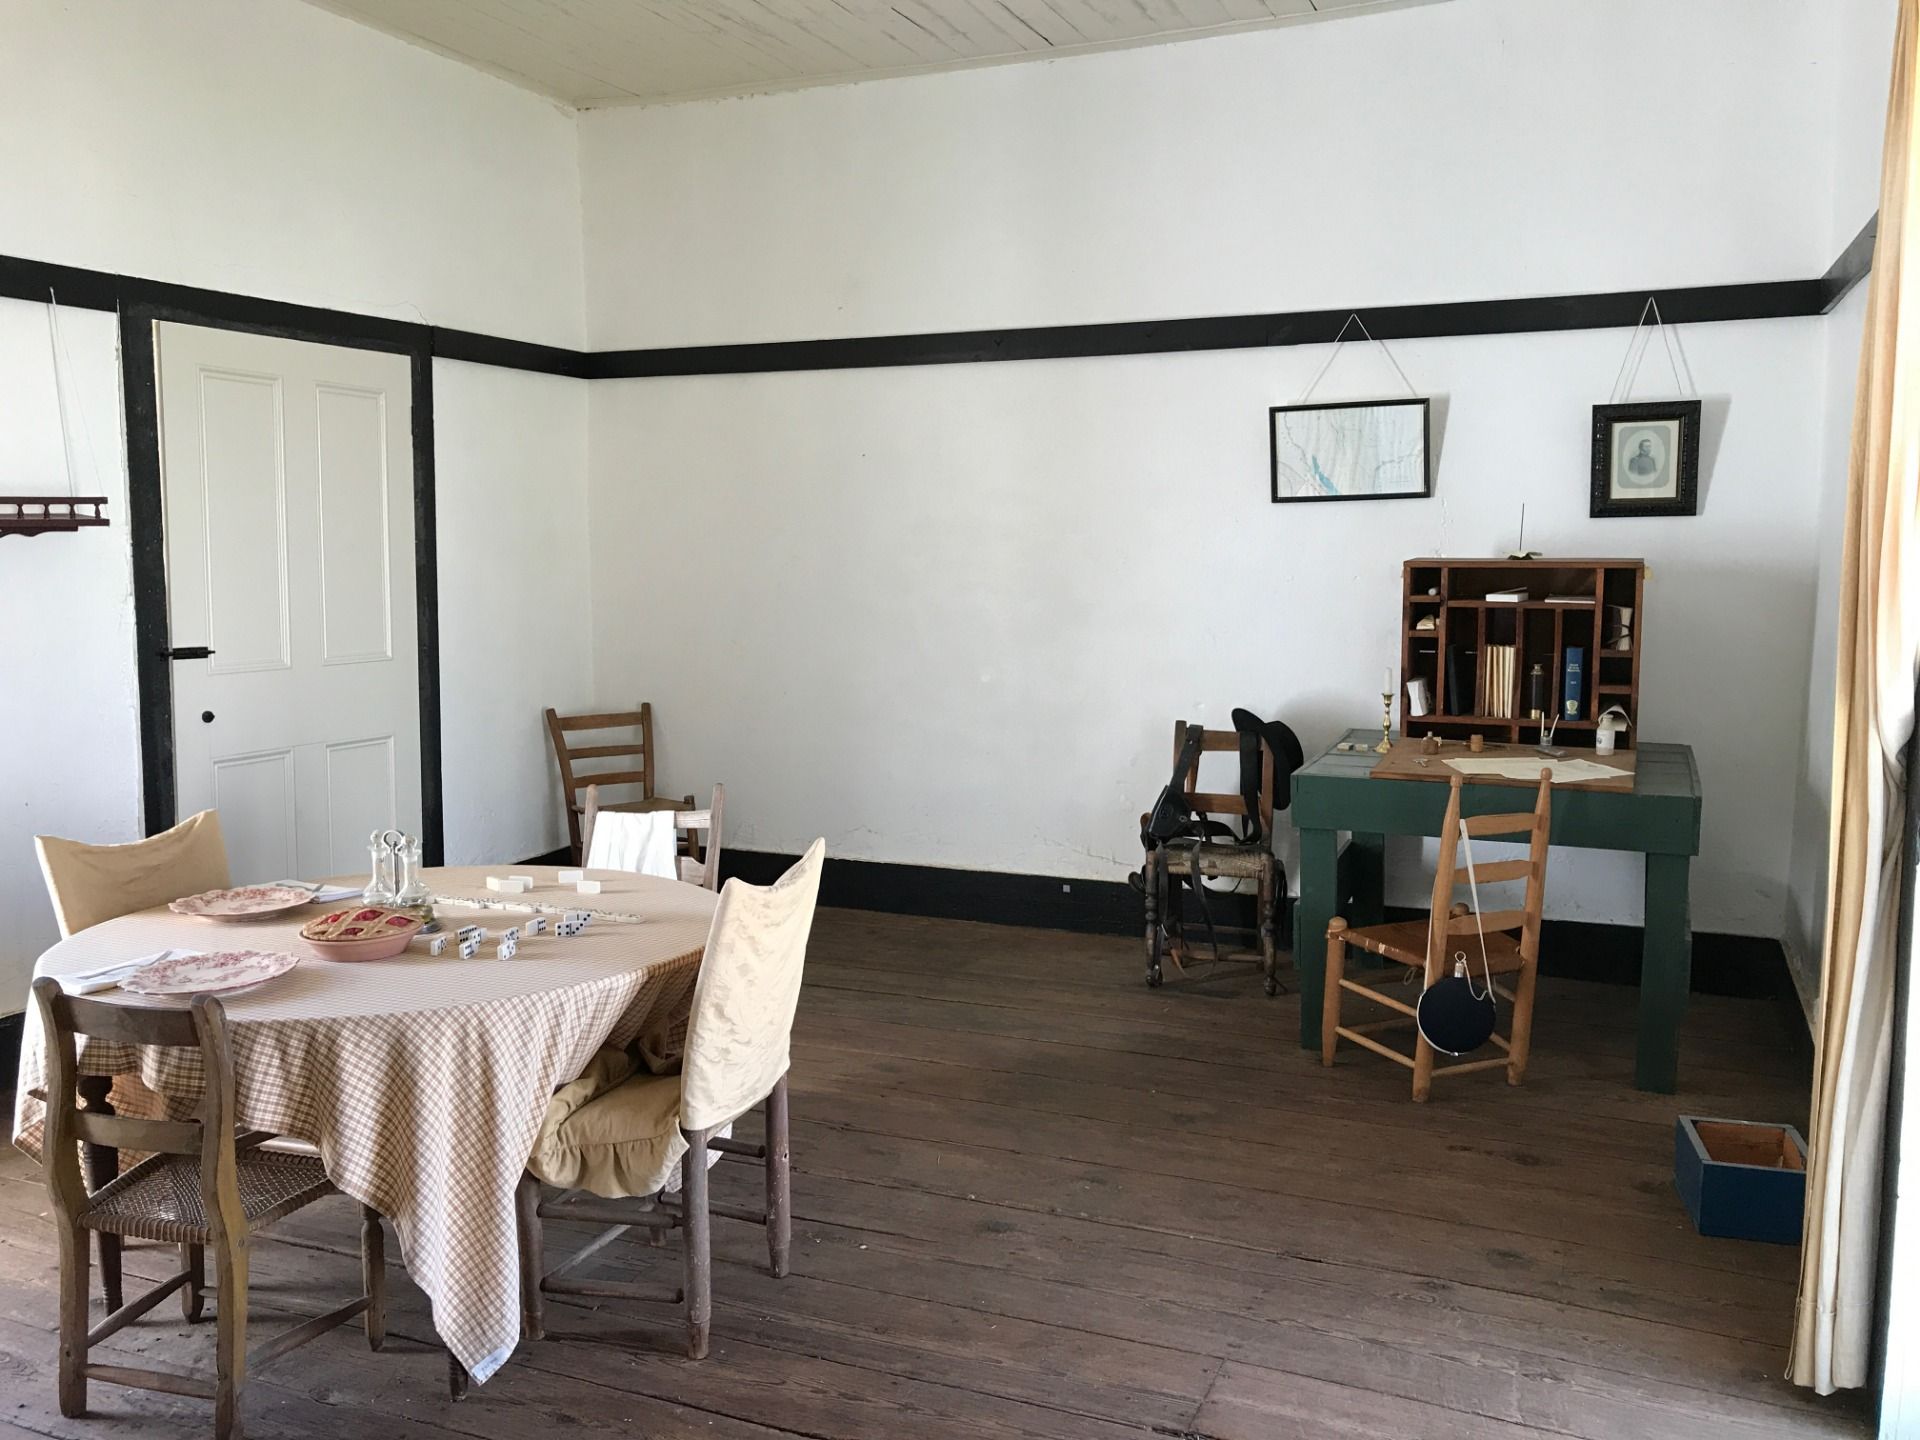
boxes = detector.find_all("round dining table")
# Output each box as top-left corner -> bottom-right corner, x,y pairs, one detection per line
12,865 -> 719,1384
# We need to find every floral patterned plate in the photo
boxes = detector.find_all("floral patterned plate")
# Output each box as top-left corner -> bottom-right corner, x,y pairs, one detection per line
121,949 -> 300,996
170,884 -> 316,922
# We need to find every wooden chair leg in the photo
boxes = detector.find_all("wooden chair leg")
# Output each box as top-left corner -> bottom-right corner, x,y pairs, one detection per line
360,1207 -> 385,1351
182,1243 -> 205,1322
55,1220 -> 88,1419
682,1128 -> 712,1360
447,1351 -> 469,1401
1321,920 -> 1348,1066
76,1075 -> 122,1313
1143,849 -> 1162,987
765,1078 -> 791,1279
515,1173 -> 545,1342
1507,962 -> 1539,1086
213,1243 -> 248,1440
1259,863 -> 1279,997
1411,1027 -> 1437,1103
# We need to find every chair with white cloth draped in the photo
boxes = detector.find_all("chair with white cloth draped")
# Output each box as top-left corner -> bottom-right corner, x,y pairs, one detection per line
36,809 -> 230,939
583,783 -> 725,891
518,839 -> 824,1359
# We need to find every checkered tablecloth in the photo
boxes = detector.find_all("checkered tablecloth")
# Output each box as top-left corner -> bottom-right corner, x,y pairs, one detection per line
12,867 -> 717,1383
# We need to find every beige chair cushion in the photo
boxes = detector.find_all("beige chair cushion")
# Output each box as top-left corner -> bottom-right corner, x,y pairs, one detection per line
528,1045 -> 688,1197
36,809 -> 231,938
680,839 -> 824,1133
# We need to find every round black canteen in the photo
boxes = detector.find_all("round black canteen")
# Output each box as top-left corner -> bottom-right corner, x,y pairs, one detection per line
1416,975 -> 1497,1056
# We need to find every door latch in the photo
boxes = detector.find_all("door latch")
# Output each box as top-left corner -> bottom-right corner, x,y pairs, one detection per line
158,645 -> 215,661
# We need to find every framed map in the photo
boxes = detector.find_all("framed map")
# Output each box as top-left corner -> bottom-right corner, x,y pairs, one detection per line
1268,397 -> 1432,504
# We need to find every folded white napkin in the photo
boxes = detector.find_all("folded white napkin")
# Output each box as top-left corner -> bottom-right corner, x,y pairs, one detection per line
277,881 -> 363,902
585,810 -> 679,880
59,949 -> 205,995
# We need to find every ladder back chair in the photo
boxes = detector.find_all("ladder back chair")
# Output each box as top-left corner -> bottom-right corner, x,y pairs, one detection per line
545,703 -> 692,864
584,783 -> 726,891
1141,721 -> 1291,994
518,839 -> 825,1359
30,979 -> 385,1440
1321,771 -> 1550,1101
35,808 -> 234,1312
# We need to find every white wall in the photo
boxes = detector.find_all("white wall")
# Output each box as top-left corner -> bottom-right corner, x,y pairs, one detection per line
0,0 -> 583,348
580,0 -> 1840,939
433,360 -> 593,866
0,0 -> 588,1012
0,298 -> 141,1002
580,0 -> 1830,348
589,320 -> 1823,933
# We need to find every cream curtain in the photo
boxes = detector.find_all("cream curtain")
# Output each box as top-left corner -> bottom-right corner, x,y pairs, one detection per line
1792,0 -> 1920,1393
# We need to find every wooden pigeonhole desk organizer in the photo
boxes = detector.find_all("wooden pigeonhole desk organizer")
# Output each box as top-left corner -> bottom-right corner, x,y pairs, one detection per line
1400,557 -> 1644,750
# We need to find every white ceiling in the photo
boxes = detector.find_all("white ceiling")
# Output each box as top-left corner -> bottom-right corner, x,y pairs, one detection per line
304,0 -> 1441,109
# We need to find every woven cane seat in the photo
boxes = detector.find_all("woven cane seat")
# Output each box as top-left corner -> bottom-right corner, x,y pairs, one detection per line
82,1148 -> 335,1244
1161,843 -> 1275,882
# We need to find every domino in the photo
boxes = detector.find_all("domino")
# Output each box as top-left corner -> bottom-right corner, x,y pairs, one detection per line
525,915 -> 548,936
556,919 -> 584,938
509,875 -> 536,888
413,933 -> 448,957
557,869 -> 584,884
497,938 -> 519,960
456,924 -> 482,943
499,926 -> 520,946
458,935 -> 482,960
563,910 -> 591,928
576,879 -> 603,895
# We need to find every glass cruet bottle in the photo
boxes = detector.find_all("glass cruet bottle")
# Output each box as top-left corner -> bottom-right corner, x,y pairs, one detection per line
363,828 -> 397,905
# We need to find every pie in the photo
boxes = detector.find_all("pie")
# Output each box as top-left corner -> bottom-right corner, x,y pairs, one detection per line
300,906 -> 423,943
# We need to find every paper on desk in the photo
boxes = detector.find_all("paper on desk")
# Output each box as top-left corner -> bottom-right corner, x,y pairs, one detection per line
1446,756 -> 1630,785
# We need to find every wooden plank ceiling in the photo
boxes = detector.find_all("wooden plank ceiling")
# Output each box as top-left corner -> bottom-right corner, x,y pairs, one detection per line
303,0 -> 1444,107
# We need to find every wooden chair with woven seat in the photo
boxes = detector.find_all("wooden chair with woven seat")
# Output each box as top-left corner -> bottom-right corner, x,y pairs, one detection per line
1321,770 -> 1550,1102
30,979 -> 386,1440
545,703 -> 693,864
516,839 -> 825,1360
1141,722 -> 1293,995
583,782 -> 725,890
34,808 -> 233,1313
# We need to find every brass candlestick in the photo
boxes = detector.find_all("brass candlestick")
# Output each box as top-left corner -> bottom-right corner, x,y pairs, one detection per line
1377,690 -> 1394,754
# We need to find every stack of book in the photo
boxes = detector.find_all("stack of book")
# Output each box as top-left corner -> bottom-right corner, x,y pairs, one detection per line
1606,604 -> 1635,652
1485,643 -> 1516,718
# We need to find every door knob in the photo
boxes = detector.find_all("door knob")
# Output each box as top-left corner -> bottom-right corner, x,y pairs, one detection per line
201,711 -> 215,724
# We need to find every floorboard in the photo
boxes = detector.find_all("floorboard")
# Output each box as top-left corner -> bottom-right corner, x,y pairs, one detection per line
0,908 -> 1872,1438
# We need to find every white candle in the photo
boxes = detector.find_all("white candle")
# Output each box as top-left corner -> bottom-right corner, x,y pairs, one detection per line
1384,667 -> 1394,695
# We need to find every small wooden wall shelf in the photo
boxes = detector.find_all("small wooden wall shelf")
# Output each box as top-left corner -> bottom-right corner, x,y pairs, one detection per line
0,495 -> 109,538
1399,557 -> 1645,751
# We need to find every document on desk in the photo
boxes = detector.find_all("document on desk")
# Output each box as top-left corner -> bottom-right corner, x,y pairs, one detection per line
1447,756 -> 1633,787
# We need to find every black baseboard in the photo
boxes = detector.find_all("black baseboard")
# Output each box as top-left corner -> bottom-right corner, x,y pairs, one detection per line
0,1012 -> 20,1091
721,849 -> 1793,999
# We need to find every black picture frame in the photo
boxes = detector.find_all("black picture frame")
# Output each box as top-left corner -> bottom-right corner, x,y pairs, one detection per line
1269,396 -> 1433,504
1590,400 -> 1701,518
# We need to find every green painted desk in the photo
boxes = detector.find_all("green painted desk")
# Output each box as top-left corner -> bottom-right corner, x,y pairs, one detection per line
1290,731 -> 1703,1093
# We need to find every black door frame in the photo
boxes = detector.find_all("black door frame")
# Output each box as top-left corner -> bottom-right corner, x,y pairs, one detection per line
122,301 -> 444,865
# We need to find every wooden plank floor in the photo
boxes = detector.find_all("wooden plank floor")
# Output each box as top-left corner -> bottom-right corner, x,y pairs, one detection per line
0,908 -> 1875,1439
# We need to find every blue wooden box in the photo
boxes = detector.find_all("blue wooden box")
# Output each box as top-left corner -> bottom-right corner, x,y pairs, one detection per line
1674,1116 -> 1806,1245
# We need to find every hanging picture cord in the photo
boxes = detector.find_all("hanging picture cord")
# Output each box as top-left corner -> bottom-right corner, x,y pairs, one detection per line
1609,296 -> 1698,402
1428,816 -> 1496,1004
1299,312 -> 1423,403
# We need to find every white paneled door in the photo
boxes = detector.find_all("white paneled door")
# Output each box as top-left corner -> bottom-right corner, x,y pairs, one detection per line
157,322 -> 420,885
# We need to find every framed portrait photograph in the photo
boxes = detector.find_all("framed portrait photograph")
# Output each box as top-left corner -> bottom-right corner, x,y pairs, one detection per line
1590,400 -> 1701,517
1269,397 -> 1432,504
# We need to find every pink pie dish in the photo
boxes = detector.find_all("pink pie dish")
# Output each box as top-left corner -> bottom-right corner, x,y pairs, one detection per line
300,907 -> 424,962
